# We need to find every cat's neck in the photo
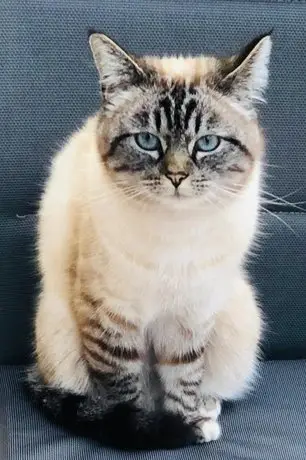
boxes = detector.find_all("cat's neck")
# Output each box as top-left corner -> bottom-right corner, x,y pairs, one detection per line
87,177 -> 258,271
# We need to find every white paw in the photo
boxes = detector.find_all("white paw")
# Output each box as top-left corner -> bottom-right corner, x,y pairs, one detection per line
199,419 -> 221,443
199,398 -> 221,421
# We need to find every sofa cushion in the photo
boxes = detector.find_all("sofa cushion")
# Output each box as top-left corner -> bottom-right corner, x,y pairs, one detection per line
1,361 -> 306,459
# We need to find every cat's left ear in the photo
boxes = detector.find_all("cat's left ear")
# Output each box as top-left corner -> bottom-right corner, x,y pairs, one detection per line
216,32 -> 272,109
89,32 -> 146,96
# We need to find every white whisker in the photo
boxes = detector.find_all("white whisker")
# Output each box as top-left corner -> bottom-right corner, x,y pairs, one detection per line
258,205 -> 299,238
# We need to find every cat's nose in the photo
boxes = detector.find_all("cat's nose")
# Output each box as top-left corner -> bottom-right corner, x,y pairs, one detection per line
165,170 -> 189,188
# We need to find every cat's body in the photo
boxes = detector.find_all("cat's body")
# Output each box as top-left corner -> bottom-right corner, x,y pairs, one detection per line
28,32 -> 271,449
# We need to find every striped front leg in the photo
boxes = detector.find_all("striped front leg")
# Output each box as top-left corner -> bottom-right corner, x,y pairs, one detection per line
152,318 -> 205,416
156,346 -> 205,420
152,319 -> 221,443
79,296 -> 145,408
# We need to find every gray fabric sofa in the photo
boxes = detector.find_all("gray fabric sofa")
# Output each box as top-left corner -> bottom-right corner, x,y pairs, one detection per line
1,1 -> 306,459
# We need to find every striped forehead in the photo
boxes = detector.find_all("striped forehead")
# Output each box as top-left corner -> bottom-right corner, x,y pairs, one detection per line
140,83 -> 203,135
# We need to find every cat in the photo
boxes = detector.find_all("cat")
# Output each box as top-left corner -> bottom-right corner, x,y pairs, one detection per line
26,30 -> 272,450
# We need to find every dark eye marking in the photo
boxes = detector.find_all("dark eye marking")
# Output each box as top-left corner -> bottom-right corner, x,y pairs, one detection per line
154,109 -> 161,132
159,97 -> 173,131
191,136 -> 251,167
112,164 -> 144,173
222,136 -> 251,158
227,165 -> 245,173
135,110 -> 149,126
184,99 -> 197,130
195,113 -> 202,134
108,133 -> 131,157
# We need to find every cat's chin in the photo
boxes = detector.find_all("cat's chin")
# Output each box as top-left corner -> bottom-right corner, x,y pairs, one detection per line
157,193 -> 203,211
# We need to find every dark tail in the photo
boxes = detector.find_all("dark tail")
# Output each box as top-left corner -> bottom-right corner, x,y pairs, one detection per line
25,370 -> 201,450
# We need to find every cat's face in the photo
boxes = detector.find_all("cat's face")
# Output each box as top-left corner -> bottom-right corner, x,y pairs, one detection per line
90,33 -> 271,208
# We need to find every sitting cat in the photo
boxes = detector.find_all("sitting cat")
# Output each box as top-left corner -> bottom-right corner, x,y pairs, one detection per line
27,31 -> 272,449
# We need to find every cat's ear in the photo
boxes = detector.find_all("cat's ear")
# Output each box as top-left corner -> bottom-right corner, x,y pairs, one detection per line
216,32 -> 272,110
89,32 -> 146,95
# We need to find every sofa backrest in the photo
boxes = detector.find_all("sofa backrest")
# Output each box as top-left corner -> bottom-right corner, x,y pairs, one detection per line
1,0 -> 306,364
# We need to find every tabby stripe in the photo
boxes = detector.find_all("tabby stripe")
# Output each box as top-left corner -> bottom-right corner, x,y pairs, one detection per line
107,374 -> 138,388
179,379 -> 202,387
83,322 -> 122,342
165,392 -> 196,412
154,109 -> 161,132
159,97 -> 173,130
116,374 -> 138,385
87,366 -> 126,383
103,380 -> 138,396
80,291 -> 101,309
159,347 -> 204,365
115,386 -> 138,396
87,317 -> 102,329
83,331 -> 139,361
195,112 -> 202,134
104,308 -> 138,331
82,329 -> 114,346
113,164 -> 144,173
184,99 -> 197,130
89,370 -> 140,398
183,389 -> 197,397
84,346 -> 116,369
173,86 -> 186,131
228,165 -> 245,173
223,136 -> 251,158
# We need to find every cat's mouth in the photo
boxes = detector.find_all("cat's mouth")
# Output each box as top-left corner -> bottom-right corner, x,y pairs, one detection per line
170,188 -> 193,200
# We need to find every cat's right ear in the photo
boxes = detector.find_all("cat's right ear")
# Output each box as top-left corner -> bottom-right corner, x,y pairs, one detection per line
215,32 -> 272,111
89,32 -> 146,96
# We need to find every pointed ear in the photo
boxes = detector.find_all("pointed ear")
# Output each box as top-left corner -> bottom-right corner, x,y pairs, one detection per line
216,32 -> 272,109
89,32 -> 146,96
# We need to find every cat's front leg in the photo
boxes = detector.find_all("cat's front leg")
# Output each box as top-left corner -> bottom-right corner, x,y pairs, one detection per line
152,318 -> 219,443
79,305 -> 147,408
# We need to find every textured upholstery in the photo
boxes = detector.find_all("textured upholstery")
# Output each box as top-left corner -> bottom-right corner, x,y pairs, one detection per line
1,361 -> 306,459
0,0 -> 306,459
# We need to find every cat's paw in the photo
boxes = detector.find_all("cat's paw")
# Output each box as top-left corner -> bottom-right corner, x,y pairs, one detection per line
198,419 -> 221,443
199,397 -> 221,420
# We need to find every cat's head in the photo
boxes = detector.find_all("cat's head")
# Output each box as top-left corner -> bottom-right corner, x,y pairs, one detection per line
89,32 -> 272,208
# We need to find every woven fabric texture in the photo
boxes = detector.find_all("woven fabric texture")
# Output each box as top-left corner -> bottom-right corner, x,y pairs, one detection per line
1,361 -> 306,459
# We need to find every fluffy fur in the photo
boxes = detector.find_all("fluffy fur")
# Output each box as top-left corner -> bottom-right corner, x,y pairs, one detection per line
26,32 -> 272,449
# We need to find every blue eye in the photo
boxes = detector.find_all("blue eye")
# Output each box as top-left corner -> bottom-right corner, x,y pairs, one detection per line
134,132 -> 160,151
195,135 -> 220,153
